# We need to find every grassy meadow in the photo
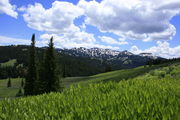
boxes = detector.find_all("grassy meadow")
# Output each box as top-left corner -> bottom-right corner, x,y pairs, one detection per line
0,64 -> 162,98
0,78 -> 23,99
0,63 -> 180,119
0,59 -> 17,67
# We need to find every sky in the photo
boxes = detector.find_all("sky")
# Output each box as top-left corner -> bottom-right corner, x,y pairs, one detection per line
0,0 -> 180,58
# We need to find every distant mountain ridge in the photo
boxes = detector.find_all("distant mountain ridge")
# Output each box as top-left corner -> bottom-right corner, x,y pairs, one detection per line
58,47 -> 159,60
57,47 -> 162,70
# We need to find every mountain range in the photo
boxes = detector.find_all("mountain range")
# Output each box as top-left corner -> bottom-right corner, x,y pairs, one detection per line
58,47 -> 161,69
59,47 -> 158,60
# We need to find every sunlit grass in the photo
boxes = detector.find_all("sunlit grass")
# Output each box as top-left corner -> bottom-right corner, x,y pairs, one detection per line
0,64 -> 179,119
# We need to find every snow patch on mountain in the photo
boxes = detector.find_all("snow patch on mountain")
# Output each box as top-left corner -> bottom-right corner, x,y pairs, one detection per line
58,47 -> 159,60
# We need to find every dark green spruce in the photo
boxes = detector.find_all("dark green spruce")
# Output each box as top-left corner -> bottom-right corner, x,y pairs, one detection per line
35,61 -> 46,94
43,37 -> 59,93
21,78 -> 24,87
24,34 -> 37,95
62,64 -> 66,78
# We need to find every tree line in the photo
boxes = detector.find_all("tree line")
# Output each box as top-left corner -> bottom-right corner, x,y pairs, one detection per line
0,45 -> 109,78
146,57 -> 180,66
0,66 -> 19,79
24,34 -> 60,96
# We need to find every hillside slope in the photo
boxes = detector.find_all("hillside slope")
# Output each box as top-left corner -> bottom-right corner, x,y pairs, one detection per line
0,45 -> 164,78
60,47 -> 161,69
62,64 -> 167,87
0,64 -> 180,119
0,78 -> 22,98
0,64 -> 162,98
0,63 -> 174,98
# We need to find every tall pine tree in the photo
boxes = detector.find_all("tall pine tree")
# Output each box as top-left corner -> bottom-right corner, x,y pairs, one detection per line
62,64 -> 66,78
44,37 -> 59,93
24,34 -> 37,95
35,60 -> 46,94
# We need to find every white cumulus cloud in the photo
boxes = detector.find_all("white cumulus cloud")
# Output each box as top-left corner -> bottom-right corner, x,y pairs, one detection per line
18,0 -> 180,54
130,41 -> 180,58
78,0 -> 180,41
40,31 -> 96,47
99,36 -> 128,45
20,1 -> 107,49
21,1 -> 84,34
0,35 -> 29,45
0,0 -> 18,18
40,33 -> 119,50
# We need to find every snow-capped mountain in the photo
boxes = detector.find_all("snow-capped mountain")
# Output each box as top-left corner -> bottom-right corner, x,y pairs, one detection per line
58,47 -> 157,60
61,47 -> 121,58
56,47 -> 163,69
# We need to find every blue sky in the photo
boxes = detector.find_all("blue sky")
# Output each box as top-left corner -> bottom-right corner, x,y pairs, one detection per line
0,0 -> 180,58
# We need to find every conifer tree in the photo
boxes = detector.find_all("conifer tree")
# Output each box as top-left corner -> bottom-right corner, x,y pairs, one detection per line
7,78 -> 11,88
35,61 -> 46,94
44,37 -> 59,93
21,78 -> 24,87
62,64 -> 66,78
24,34 -> 37,95
16,88 -> 23,97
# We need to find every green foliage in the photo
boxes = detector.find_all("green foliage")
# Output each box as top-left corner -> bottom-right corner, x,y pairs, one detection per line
170,66 -> 180,78
24,34 -> 37,96
35,61 -> 46,94
0,64 -> 164,98
62,64 -> 66,78
78,64 -> 165,85
0,64 -> 180,119
0,64 -> 19,79
0,64 -> 165,98
24,35 -> 60,95
41,37 -> 59,93
60,64 -> 165,88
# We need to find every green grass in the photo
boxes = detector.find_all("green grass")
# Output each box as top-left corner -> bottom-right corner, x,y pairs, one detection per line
61,77 -> 88,88
0,59 -> 17,67
0,76 -> 89,98
0,64 -> 167,98
0,64 -> 180,119
0,78 -> 22,99
71,64 -> 166,86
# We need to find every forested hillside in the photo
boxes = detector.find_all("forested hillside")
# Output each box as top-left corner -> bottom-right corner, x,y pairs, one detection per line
0,45 -> 106,78
0,45 -> 146,78
0,45 -> 168,78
